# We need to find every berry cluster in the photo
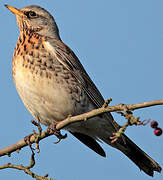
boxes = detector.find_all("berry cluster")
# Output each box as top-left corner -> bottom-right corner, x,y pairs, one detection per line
150,121 -> 162,136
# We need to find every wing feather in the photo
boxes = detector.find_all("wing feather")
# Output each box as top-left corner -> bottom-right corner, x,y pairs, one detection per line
44,39 -> 120,131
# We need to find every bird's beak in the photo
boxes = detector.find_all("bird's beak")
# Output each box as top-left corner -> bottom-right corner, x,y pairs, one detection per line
5,4 -> 24,17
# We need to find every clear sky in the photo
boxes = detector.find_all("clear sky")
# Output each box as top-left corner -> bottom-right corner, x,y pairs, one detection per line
0,0 -> 162,180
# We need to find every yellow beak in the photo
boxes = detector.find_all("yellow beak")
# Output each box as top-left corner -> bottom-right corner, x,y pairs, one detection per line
5,4 -> 24,16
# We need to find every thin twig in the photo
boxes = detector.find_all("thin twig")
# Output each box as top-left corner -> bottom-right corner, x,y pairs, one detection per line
0,163 -> 53,180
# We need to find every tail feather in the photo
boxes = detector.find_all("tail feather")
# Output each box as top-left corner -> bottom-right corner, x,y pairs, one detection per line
120,135 -> 162,176
103,135 -> 162,176
70,131 -> 106,157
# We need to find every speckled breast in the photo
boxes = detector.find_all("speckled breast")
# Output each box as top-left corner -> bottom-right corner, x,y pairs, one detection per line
12,31 -> 88,126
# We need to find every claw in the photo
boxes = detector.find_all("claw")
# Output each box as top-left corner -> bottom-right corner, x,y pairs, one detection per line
110,132 -> 120,143
53,133 -> 67,144
48,123 -> 67,143
110,136 -> 118,143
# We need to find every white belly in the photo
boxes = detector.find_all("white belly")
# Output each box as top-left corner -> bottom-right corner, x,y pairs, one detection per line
13,58 -> 79,126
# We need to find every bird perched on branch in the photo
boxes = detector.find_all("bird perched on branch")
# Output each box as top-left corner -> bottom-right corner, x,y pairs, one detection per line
5,4 -> 161,176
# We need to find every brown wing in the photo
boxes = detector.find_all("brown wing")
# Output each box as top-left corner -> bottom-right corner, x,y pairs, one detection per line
44,38 -> 119,130
43,38 -> 126,152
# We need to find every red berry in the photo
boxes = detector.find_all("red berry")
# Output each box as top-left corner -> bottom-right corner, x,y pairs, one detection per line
154,128 -> 162,136
150,121 -> 158,128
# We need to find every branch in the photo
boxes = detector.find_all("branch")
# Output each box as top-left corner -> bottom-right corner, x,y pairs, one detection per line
0,162 -> 53,180
56,99 -> 163,129
0,99 -> 163,157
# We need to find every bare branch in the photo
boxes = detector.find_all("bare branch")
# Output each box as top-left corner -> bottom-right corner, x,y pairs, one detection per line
0,163 -> 53,180
0,99 -> 163,157
56,99 -> 163,129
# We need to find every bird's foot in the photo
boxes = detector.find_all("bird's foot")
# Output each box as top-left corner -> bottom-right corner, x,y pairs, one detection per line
110,132 -> 119,143
47,123 -> 67,144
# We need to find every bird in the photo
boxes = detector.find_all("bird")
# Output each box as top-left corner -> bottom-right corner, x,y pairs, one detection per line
5,4 -> 161,176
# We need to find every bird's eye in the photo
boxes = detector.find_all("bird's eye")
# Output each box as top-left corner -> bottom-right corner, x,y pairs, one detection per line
24,11 -> 37,18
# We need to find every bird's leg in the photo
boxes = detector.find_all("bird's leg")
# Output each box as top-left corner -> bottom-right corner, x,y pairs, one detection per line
47,122 -> 67,144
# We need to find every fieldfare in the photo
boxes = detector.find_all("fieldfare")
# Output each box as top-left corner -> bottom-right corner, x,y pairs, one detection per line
5,4 -> 162,176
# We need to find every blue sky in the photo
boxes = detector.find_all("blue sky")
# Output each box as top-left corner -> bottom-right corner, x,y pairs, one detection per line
0,0 -> 162,179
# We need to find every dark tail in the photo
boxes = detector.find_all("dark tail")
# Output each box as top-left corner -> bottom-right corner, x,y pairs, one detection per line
117,135 -> 162,176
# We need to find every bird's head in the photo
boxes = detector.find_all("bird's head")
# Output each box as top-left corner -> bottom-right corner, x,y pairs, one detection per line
5,5 -> 60,39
